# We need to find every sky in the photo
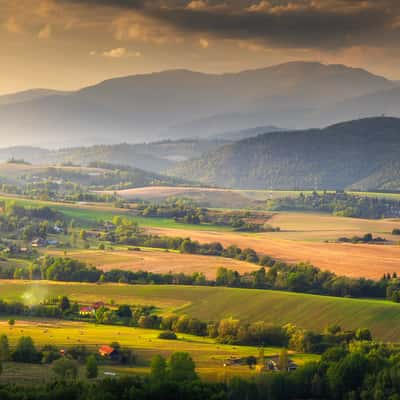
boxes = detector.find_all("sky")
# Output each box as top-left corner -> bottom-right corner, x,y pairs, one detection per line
2,0 -> 400,94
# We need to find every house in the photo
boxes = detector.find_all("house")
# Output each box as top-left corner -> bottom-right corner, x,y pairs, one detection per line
79,306 -> 94,316
98,345 -> 118,360
53,226 -> 64,234
92,301 -> 105,310
287,361 -> 298,371
265,357 -> 298,372
31,238 -> 47,248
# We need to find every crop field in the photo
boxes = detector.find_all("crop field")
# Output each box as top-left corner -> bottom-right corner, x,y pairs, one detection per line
0,317 -> 316,383
100,186 -> 260,208
101,186 -> 400,206
2,281 -> 400,342
43,248 -> 259,279
148,211 -> 400,280
1,193 -> 400,279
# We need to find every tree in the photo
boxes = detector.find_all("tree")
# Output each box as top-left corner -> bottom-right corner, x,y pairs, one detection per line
180,239 -> 197,254
7,319 -> 15,328
52,358 -> 78,380
217,318 -> 240,340
116,305 -> 132,318
355,328 -> 372,341
279,348 -> 289,371
12,336 -> 41,363
168,352 -> 197,381
150,355 -> 167,381
60,296 -> 71,312
246,356 -> 257,369
0,335 -> 10,361
327,353 -> 368,398
79,230 -> 88,241
86,355 -> 98,379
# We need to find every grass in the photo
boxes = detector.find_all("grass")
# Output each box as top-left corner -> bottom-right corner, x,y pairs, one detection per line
0,317 -> 317,382
2,281 -> 400,342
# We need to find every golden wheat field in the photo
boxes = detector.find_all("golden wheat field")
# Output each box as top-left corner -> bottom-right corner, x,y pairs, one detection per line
43,248 -> 259,279
147,211 -> 400,279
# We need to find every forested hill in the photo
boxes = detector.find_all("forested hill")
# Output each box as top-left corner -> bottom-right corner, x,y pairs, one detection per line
168,117 -> 400,190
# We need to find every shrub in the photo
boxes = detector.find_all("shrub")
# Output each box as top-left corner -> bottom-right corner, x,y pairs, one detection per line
12,336 -> 41,363
158,331 -> 177,340
86,355 -> 98,379
52,358 -> 79,380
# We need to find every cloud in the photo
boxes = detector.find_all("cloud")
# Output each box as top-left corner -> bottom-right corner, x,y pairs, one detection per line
199,37 -> 209,48
38,24 -> 52,39
57,0 -> 400,50
4,16 -> 23,33
186,0 -> 208,10
101,47 -> 142,57
111,12 -> 184,44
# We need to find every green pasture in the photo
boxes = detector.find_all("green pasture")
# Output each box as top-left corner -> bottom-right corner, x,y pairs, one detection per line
2,281 -> 400,342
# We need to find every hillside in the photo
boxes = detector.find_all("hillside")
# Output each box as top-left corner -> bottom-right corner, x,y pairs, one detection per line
0,162 -> 188,190
2,281 -> 400,342
0,62 -> 395,147
211,125 -> 284,141
168,117 -> 400,190
0,139 -> 228,173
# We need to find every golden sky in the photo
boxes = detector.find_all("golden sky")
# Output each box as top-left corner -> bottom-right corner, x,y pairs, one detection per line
2,0 -> 400,94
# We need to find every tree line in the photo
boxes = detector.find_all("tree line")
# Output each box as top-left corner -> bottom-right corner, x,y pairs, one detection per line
4,252 -> 400,302
267,191 -> 400,219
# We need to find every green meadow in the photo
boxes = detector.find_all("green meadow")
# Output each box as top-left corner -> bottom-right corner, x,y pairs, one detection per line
0,195 -> 230,231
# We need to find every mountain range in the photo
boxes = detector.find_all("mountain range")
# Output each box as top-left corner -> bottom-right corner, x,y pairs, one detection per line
168,117 -> 400,191
0,61 -> 398,148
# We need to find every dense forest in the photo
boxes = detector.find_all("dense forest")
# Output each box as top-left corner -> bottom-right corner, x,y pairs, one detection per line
169,117 -> 400,191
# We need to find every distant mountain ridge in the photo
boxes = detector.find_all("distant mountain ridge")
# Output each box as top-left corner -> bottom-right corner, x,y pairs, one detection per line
168,117 -> 400,191
0,62 -> 397,147
0,89 -> 68,106
211,126 -> 284,141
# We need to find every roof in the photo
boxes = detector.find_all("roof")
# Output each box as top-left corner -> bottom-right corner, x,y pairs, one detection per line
99,345 -> 116,356
80,306 -> 94,312
92,301 -> 105,309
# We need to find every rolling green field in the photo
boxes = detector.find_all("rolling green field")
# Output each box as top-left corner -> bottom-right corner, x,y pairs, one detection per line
0,194 -> 231,231
2,281 -> 400,342
0,317 -> 316,383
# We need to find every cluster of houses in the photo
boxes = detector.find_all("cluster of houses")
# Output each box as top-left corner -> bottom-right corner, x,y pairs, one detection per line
31,237 -> 59,248
79,301 -> 105,316
224,356 -> 298,373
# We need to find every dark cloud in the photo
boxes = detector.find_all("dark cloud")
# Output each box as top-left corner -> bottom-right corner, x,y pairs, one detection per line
58,0 -> 400,49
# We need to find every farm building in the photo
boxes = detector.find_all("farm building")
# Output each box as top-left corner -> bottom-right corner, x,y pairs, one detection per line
98,345 -> 118,360
92,301 -> 105,310
31,238 -> 47,248
79,306 -> 95,316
